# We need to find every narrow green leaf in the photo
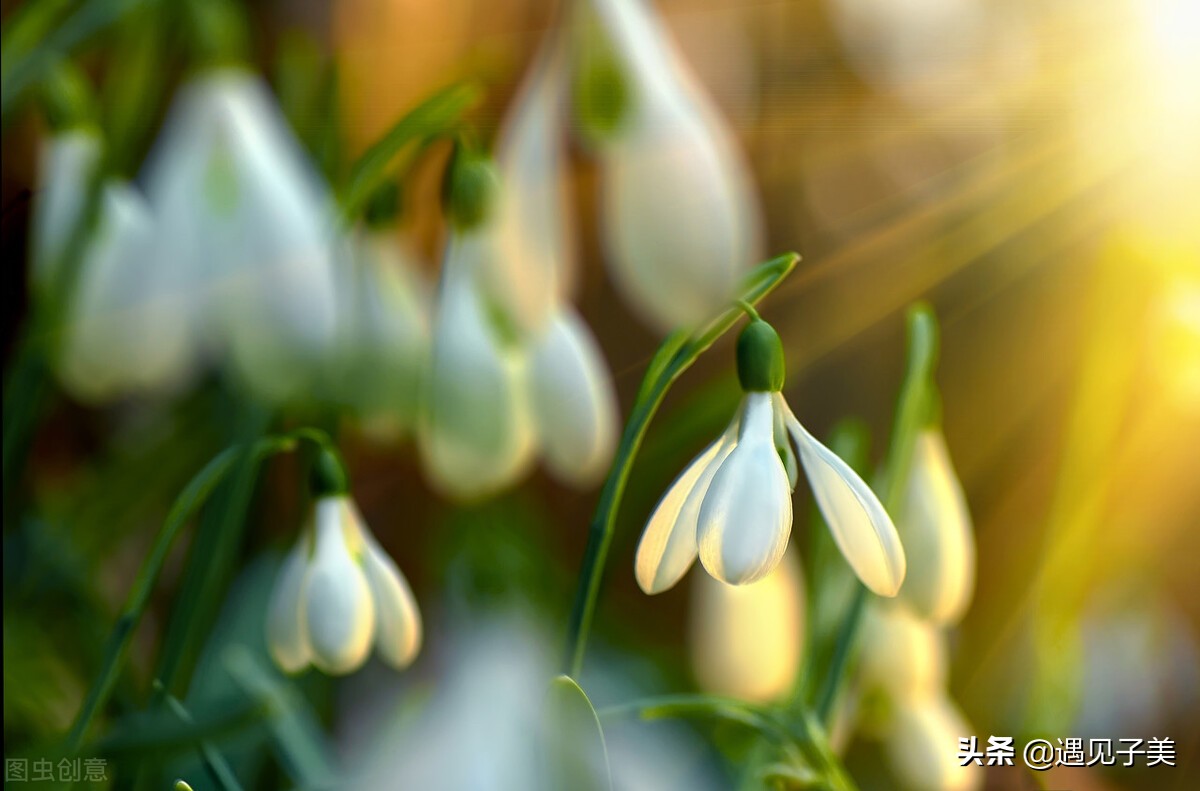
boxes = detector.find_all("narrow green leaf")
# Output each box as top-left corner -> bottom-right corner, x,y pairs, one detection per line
544,675 -> 611,791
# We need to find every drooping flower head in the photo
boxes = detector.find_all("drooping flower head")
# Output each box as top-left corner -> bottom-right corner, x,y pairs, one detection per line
896,424 -> 977,624
267,447 -> 422,675
575,0 -> 764,333
635,318 -> 906,594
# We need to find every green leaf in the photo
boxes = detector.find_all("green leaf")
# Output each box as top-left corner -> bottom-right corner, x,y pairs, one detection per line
339,81 -> 482,221
544,675 -> 611,791
1,0 -> 151,122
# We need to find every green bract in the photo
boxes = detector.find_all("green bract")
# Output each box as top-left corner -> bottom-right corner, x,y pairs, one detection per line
444,146 -> 498,230
736,319 -> 785,393
309,445 -> 349,498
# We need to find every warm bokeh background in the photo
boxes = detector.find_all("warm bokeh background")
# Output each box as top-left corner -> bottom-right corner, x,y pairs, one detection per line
3,0 -> 1198,788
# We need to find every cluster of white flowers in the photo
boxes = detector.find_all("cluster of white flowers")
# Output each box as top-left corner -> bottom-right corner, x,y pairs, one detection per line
855,423 -> 982,791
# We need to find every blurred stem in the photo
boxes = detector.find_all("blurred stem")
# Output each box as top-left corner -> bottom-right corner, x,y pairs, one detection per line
811,304 -> 941,728
562,253 -> 800,677
159,687 -> 245,791
65,427 -> 337,751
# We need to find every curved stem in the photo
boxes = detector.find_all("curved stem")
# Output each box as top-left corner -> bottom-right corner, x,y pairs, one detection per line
562,253 -> 799,676
599,695 -> 790,745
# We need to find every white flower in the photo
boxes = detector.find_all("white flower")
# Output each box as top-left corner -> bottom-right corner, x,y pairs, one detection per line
582,0 -> 763,333
635,389 -> 905,594
419,233 -> 535,500
56,184 -> 194,402
327,231 -> 429,438
528,307 -> 619,487
141,68 -> 340,403
267,495 -> 421,675
883,696 -> 984,791
896,428 -> 976,624
31,129 -> 103,293
689,547 -> 804,702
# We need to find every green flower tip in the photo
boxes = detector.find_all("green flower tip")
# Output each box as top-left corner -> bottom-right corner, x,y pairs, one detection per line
41,63 -> 97,132
737,319 -> 785,393
189,0 -> 250,69
175,782 -> 195,791
309,445 -> 349,498
444,146 -> 499,231
364,180 -> 402,228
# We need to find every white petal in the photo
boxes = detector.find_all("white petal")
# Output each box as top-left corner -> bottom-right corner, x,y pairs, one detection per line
57,184 -> 195,402
897,430 -> 976,624
587,0 -> 763,333
858,603 -> 947,699
634,415 -> 739,594
31,130 -> 103,291
690,547 -> 804,702
782,399 -> 906,596
349,506 -> 423,670
302,497 -> 375,675
266,535 -> 312,674
885,697 -> 984,791
529,308 -> 618,487
487,40 -> 574,335
419,234 -> 535,499
142,69 -> 340,403
697,393 -> 793,585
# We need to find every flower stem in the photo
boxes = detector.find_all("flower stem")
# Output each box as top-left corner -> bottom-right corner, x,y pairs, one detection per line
562,253 -> 799,677
811,303 -> 941,727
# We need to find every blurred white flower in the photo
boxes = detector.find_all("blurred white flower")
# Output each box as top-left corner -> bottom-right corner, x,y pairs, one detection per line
487,39 -> 575,337
883,696 -> 983,791
141,68 -> 341,403
858,603 -> 947,702
896,428 -> 976,625
528,306 -> 619,487
689,547 -> 804,703
31,129 -> 102,293
327,231 -> 429,439
267,495 -> 421,675
635,323 -> 903,594
419,233 -> 535,500
581,0 -> 763,333
56,184 -> 194,403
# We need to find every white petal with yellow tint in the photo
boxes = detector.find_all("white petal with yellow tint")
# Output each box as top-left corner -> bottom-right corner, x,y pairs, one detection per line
266,535 -> 312,674
884,697 -> 984,791
898,429 -> 976,624
635,419 -> 738,594
781,397 -> 906,596
303,497 -> 375,675
360,538 -> 422,670
529,307 -> 618,487
690,548 -> 804,702
858,603 -> 947,699
697,393 -> 793,585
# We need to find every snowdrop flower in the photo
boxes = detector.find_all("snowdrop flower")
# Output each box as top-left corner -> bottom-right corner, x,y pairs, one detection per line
56,184 -> 194,402
267,448 -> 421,675
896,427 -> 976,624
578,0 -> 763,333
689,547 -> 804,702
420,228 -> 535,500
141,69 -> 340,404
475,34 -> 619,488
327,231 -> 429,438
635,319 -> 905,593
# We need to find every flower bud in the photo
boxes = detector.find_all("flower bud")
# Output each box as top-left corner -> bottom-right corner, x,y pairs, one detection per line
736,319 -> 785,393
444,145 -> 499,231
